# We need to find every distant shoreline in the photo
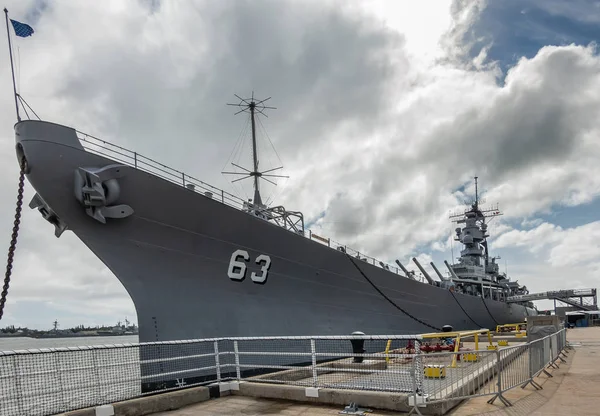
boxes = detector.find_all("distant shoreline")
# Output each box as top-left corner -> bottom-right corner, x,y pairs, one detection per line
0,332 -> 139,339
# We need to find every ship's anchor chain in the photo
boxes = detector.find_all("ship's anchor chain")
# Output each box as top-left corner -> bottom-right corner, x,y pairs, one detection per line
0,158 -> 27,321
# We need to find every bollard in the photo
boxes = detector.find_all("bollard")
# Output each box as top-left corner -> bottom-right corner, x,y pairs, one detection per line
441,325 -> 454,345
442,325 -> 453,332
350,331 -> 366,363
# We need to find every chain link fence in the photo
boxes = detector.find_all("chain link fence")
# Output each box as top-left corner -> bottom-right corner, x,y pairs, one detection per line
0,329 -> 570,416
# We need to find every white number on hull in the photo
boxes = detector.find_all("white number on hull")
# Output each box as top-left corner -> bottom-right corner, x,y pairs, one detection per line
251,254 -> 272,284
227,250 -> 272,284
227,249 -> 250,280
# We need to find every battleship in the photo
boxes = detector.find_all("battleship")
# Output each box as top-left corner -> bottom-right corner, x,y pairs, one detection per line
5,90 -> 538,385
1,16 -> 536,387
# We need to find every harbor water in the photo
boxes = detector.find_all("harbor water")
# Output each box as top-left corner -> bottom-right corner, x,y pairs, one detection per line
0,335 -> 139,351
0,335 -> 141,416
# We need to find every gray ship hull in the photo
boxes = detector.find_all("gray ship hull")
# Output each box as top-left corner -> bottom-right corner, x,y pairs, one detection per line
14,120 -> 535,388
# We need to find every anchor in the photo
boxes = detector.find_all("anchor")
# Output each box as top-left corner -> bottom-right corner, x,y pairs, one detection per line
74,164 -> 134,224
29,193 -> 68,237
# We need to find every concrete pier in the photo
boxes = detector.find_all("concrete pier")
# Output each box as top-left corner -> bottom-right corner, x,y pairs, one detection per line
59,327 -> 600,416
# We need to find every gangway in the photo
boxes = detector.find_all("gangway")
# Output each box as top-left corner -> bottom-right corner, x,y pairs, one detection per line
507,288 -> 597,311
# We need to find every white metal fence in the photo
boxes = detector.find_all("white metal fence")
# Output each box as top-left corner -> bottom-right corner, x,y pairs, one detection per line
0,329 -> 570,416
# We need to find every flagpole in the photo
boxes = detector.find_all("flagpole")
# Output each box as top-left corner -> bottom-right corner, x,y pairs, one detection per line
4,8 -> 20,122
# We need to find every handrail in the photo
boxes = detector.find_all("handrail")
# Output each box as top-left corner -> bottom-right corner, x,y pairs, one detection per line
75,130 -> 402,275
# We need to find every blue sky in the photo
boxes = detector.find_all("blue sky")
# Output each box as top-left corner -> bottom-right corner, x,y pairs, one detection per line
466,0 -> 600,75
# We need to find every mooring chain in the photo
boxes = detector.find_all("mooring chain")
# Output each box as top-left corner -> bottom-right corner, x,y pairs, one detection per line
0,162 -> 26,321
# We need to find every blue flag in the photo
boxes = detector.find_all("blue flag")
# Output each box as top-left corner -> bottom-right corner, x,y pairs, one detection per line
10,19 -> 34,37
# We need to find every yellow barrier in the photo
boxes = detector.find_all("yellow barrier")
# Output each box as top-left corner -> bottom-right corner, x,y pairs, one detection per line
419,328 -> 494,368
495,323 -> 526,333
462,352 -> 480,362
424,365 -> 446,378
385,339 -> 392,363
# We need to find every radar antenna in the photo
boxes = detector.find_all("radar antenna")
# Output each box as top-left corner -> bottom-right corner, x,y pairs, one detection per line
474,176 -> 478,209
449,176 -> 502,223
222,92 -> 288,207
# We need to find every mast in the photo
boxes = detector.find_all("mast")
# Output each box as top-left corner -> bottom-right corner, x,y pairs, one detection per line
4,8 -> 20,122
249,99 -> 260,205
474,176 -> 478,210
223,92 -> 287,208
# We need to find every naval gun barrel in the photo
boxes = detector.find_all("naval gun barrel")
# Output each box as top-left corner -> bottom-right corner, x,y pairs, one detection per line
430,262 -> 449,282
395,260 -> 416,280
412,257 -> 435,285
444,260 -> 460,280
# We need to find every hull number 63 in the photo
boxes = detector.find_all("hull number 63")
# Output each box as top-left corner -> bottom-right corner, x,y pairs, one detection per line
227,249 -> 272,284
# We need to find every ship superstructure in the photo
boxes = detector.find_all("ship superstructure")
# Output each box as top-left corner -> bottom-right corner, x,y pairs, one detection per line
447,178 -> 530,304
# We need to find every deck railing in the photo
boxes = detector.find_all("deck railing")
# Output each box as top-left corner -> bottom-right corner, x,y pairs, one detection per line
76,131 -> 245,209
75,130 -> 403,276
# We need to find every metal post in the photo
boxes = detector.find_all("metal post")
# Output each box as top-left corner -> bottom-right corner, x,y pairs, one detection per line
182,172 -> 185,186
407,350 -> 424,416
93,349 -> 101,401
134,152 -> 137,168
221,189 -> 224,203
12,356 -> 23,416
521,339 -> 542,390
4,8 -> 20,122
54,352 -> 66,410
548,336 -> 558,369
234,341 -> 241,380
414,339 -> 423,396
487,349 -> 512,406
310,338 -> 317,387
214,341 -> 221,383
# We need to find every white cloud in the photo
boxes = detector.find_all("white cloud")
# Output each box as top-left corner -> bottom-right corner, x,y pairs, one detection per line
491,221 -> 600,305
0,0 -> 598,329
493,222 -> 563,254
548,222 -> 600,271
